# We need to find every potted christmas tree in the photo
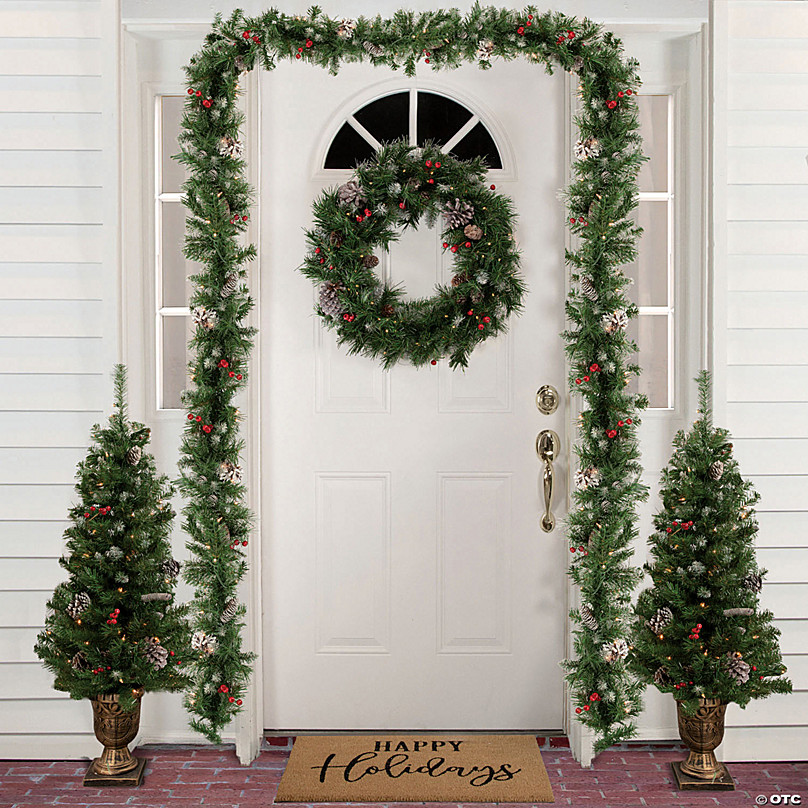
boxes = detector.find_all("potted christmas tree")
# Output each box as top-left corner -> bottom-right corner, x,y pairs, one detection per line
632,371 -> 791,790
35,365 -> 190,786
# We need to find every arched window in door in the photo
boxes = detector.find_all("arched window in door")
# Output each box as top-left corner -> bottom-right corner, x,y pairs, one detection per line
324,90 -> 503,170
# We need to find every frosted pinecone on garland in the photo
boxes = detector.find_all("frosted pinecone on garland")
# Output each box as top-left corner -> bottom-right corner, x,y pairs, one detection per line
125,446 -> 142,466
442,198 -> 474,230
220,598 -> 238,624
192,306 -> 217,331
579,603 -> 598,631
646,606 -> 673,634
464,224 -> 483,241
337,180 -> 365,208
653,665 -> 672,686
191,630 -> 217,654
743,572 -> 763,593
66,592 -> 90,619
575,466 -> 599,490
580,276 -> 598,302
708,460 -> 724,480
725,651 -> 751,684
601,638 -> 629,663
161,558 -> 181,579
221,272 -> 239,298
602,309 -> 629,334
71,651 -> 88,671
363,41 -> 385,57
336,18 -> 357,38
218,461 -> 242,484
574,136 -> 601,160
142,637 -> 169,670
476,39 -> 494,61
319,282 -> 345,319
218,136 -> 243,159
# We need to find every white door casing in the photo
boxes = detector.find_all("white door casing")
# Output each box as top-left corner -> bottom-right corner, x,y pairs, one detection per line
260,60 -> 569,731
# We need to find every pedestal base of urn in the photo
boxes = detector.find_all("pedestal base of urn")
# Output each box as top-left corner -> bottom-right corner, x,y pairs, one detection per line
83,756 -> 146,787
671,760 -> 735,791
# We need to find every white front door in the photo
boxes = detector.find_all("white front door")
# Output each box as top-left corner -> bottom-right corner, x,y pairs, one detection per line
260,59 -> 568,731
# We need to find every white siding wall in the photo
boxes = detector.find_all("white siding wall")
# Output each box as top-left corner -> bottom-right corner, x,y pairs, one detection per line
715,0 -> 808,762
0,0 -> 120,758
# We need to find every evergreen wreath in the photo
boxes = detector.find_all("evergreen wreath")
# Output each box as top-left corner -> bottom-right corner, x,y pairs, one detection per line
302,139 -> 525,369
178,5 -> 647,752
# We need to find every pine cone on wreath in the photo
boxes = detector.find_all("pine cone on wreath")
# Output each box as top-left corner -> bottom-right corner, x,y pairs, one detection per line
602,309 -> 629,334
220,598 -> 238,624
71,651 -> 89,671
476,39 -> 495,61
125,446 -> 142,466
191,630 -> 217,654
362,254 -> 380,268
464,224 -> 483,241
319,282 -> 345,319
470,289 -> 484,304
221,272 -> 239,298
725,651 -> 751,684
601,638 -> 629,663
579,603 -> 598,631
363,41 -> 385,57
66,592 -> 91,619
646,606 -> 673,634
142,638 -> 169,670
161,558 -> 181,579
451,273 -> 468,288
580,276 -> 598,302
381,304 -> 395,317
653,666 -> 672,686
442,198 -> 474,230
708,460 -> 724,480
743,572 -> 763,593
337,180 -> 365,208
328,231 -> 344,248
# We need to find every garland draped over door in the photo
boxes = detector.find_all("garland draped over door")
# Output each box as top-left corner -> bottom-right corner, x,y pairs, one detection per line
177,5 -> 648,753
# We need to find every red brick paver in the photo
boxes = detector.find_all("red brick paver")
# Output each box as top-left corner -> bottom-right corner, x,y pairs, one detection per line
0,737 -> 805,807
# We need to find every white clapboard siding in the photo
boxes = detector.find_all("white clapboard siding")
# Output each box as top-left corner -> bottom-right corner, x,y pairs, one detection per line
0,150 -> 102,186
0,337 -> 104,373
0,225 -> 103,264
0,448 -> 86,483
0,485 -> 75,521
0,3 -> 101,38
2,627 -> 48,663
0,75 -> 104,114
0,662 -> 58,697
0,374 -> 106,410
718,1 -> 808,760
0,300 -> 103,337
0,522 -> 68,558
0,412 -> 100,447
0,591 -> 51,628
0,559 -> 63,592
0,264 -> 103,299
0,188 -> 104,224
0,39 -> 102,76
0,113 -> 102,151
2,698 -> 90,734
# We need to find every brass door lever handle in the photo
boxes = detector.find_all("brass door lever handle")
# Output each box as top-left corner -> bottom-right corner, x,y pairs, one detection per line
536,429 -> 560,533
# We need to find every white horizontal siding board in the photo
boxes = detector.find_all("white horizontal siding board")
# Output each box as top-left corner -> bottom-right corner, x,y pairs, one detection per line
0,76 -> 103,114
0,374 -> 105,410
0,263 -> 103,299
0,448 -> 85,483
0,337 -> 104,373
753,477 -> 808,513
728,291 -> 808,329
728,693 -> 808,728
729,3 -> 808,39
0,188 -> 103,224
757,513 -> 808,549
757,547 -> 808,584
0,113 -> 102,151
776,619 -> 808,655
728,255 -> 808,291
0,150 -> 101,186
728,367 -> 808,403
0,521 -> 67,557
733,439 -> 808,475
728,329 -> 808,365
0,662 -> 57,698
762,585 -> 808,620
727,403 -> 808,439
728,74 -> 808,112
729,39 -> 808,74
0,38 -> 102,76
0,5 -> 101,39
0,225 -> 103,263
0,301 -> 103,337
0,627 -> 46,662
0,559 -> 62,591
0,412 -> 98,447
0,591 -> 50,628
727,148 -> 808,185
0,733 -> 97,759
728,222 -> 808,256
728,111 -> 808,148
722,726 -> 808,764
0,484 -> 73,520
727,186 -> 808,222
783,655 -> 808,691
0,698 -> 90,733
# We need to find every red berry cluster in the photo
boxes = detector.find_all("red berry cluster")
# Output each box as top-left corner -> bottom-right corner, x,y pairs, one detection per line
218,359 -> 243,381
92,665 -> 112,675
422,49 -> 431,64
106,608 -> 120,626
356,207 -> 373,223
557,29 -> 575,44
687,622 -> 703,640
230,215 -> 249,224
187,413 -> 214,434
575,362 -> 601,385
606,89 -> 633,110
442,240 -> 474,254
516,14 -> 534,35
83,505 -> 111,519
464,308 -> 491,331
295,39 -> 314,58
666,519 -> 695,533
606,417 -> 633,439
569,544 -> 589,556
673,680 -> 695,691
228,695 -> 244,705
230,537 -> 249,550
342,313 -> 356,323
242,29 -> 260,44
569,216 -> 588,226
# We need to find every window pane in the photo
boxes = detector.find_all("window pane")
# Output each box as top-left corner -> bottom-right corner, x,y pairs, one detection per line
627,314 -> 670,409
354,92 -> 409,143
636,94 -> 668,194
162,316 -> 191,409
449,121 -> 502,169
161,202 -> 201,307
624,200 -> 669,307
417,91 -> 473,146
324,122 -> 376,169
160,95 -> 188,194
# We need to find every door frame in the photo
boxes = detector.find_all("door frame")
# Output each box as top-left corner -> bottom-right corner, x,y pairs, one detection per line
121,18 -> 709,768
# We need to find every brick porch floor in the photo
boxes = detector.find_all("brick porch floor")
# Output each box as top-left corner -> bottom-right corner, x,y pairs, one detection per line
1,736 -> 805,807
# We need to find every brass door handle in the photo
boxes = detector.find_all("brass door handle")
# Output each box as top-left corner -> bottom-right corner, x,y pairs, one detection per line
536,429 -> 560,533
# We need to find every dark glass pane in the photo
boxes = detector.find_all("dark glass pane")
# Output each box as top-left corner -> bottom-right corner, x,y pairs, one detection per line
417,91 -> 472,147
450,122 -> 502,169
354,92 -> 409,144
324,123 -> 376,169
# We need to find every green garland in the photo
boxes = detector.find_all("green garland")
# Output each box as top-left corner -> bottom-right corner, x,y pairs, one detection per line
178,5 -> 647,752
302,140 -> 525,368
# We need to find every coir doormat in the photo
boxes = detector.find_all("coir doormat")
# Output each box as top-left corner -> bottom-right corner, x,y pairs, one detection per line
274,734 -> 554,803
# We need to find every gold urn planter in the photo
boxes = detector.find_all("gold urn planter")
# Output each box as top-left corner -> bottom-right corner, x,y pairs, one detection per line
83,688 -> 146,787
672,697 -> 735,790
